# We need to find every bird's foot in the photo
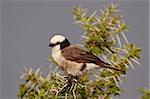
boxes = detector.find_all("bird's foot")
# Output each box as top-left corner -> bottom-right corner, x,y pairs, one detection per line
58,75 -> 80,94
66,75 -> 80,91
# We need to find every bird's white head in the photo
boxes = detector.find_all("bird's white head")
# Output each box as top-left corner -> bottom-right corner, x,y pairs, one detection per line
50,35 -> 65,44
49,34 -> 70,52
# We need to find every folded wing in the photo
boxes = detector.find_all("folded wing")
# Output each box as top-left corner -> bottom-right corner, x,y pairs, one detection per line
62,45 -> 125,73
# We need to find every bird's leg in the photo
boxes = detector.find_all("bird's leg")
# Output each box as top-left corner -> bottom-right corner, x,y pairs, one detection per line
74,76 -> 79,80
58,75 -> 79,95
58,74 -> 74,94
66,75 -> 81,91
66,74 -> 74,87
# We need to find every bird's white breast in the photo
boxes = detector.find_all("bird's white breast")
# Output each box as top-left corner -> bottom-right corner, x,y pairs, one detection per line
52,51 -> 63,66
52,51 -> 83,76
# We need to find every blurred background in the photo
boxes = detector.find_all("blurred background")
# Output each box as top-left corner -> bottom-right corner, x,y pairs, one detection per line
0,0 -> 149,99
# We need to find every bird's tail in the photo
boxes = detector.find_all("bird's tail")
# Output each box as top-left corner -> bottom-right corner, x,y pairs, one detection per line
98,61 -> 125,74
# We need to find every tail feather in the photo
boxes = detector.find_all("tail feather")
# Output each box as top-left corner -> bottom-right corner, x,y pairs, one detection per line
98,61 -> 125,74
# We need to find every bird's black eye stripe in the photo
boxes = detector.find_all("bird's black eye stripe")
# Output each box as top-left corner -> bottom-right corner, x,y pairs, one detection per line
49,42 -> 60,47
49,43 -> 55,47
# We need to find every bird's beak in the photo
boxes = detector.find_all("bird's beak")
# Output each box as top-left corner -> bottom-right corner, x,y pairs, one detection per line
49,43 -> 54,47
49,43 -> 52,47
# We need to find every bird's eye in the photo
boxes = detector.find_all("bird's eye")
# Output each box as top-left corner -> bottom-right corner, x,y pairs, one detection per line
56,42 -> 60,45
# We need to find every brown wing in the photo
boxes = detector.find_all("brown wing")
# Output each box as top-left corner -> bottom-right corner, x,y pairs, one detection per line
61,45 -> 125,73
61,45 -> 108,65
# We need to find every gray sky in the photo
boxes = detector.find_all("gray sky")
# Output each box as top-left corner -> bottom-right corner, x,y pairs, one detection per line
0,0 -> 149,99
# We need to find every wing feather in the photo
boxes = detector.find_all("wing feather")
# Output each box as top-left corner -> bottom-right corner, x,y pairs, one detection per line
61,45 -> 125,73
61,45 -> 106,65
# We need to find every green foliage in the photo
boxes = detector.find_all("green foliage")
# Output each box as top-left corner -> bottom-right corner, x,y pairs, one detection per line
18,3 -> 141,99
139,88 -> 150,99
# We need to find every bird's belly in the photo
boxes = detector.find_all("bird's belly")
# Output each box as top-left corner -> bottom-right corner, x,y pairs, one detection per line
52,51 -> 83,76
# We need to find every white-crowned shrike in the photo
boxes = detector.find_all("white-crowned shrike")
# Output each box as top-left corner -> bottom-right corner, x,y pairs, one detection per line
49,35 -> 124,77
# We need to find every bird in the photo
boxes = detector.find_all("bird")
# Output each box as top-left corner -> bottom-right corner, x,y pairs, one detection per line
49,34 -> 124,77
